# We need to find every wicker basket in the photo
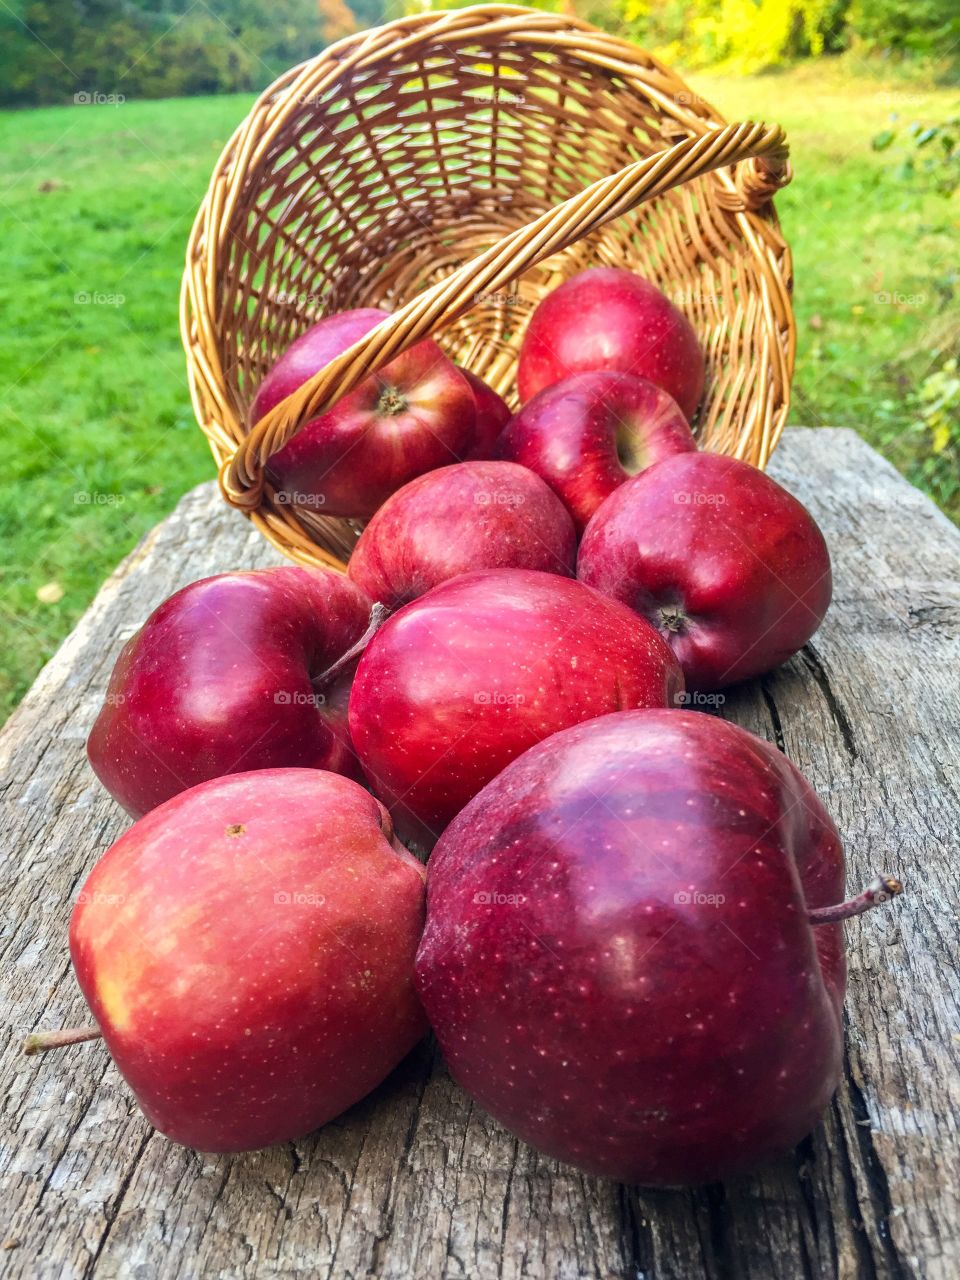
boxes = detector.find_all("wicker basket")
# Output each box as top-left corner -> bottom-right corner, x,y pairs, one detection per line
181,4 -> 794,572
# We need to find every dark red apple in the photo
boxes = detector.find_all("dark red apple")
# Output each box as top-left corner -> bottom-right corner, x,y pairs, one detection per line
347,461 -> 576,608
252,308 -> 477,518
88,566 -> 378,818
416,709 -> 901,1184
67,769 -> 427,1152
461,368 -> 512,460
517,267 -> 705,419
348,568 -> 683,846
578,453 -> 832,690
496,370 -> 697,532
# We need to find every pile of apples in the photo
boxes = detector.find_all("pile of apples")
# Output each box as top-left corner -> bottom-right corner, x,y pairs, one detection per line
31,267 -> 902,1186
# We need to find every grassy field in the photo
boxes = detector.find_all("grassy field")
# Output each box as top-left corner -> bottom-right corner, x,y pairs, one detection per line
691,64 -> 959,457
1,68 -> 957,717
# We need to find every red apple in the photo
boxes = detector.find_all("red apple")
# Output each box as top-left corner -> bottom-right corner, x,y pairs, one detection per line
578,453 -> 832,690
67,769 -> 427,1151
252,308 -> 477,518
417,709 -> 900,1184
346,461 -> 576,608
348,568 -> 683,846
461,368 -> 511,459
88,566 -> 378,818
517,267 -> 705,419
496,370 -> 697,532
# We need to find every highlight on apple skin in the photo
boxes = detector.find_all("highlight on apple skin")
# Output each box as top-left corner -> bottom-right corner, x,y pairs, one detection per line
348,567 -> 684,848
578,452 -> 832,690
69,768 -> 428,1153
347,460 -> 577,609
252,307 -> 478,519
516,267 -> 706,420
496,369 -> 697,532
415,709 -> 854,1185
87,566 -> 377,818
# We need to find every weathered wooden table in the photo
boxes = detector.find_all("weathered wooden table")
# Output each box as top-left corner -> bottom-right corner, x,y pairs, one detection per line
2,429 -> 958,1279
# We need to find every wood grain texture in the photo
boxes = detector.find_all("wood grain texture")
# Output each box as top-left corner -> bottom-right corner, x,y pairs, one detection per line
1,429 -> 957,1280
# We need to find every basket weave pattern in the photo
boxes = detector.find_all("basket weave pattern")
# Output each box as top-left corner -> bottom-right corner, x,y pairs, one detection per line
181,4 -> 794,571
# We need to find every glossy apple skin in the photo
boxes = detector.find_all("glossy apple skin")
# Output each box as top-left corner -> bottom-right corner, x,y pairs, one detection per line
461,368 -> 512,460
71,769 -> 428,1152
416,709 -> 845,1185
348,568 -> 683,846
517,268 -> 705,420
88,567 -> 374,818
578,453 -> 832,691
252,308 -> 477,518
497,370 -> 697,532
347,461 -> 576,608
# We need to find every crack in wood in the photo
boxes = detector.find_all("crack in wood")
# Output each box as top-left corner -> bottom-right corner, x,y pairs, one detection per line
82,1129 -> 154,1279
842,1042 -> 910,1280
794,1135 -> 836,1279
760,680 -> 787,754
800,644 -> 858,761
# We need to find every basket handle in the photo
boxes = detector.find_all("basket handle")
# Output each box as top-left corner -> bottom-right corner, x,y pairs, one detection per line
224,119 -> 789,510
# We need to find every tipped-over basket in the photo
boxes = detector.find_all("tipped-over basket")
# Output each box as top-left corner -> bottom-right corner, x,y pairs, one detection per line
181,4 -> 795,572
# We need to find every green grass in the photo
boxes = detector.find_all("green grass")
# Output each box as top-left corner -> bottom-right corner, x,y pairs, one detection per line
0,95 -> 254,716
0,68 -> 958,718
690,62 -> 959,502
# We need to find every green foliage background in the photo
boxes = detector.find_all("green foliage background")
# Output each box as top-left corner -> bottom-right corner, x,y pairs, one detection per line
2,0 -> 958,106
609,0 -> 958,70
0,0 -> 326,105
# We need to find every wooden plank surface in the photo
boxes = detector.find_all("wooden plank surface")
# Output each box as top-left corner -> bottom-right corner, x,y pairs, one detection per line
1,428 -> 958,1280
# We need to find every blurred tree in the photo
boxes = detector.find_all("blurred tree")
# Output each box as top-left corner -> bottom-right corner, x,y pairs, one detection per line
1,0 -> 956,105
318,0 -> 358,42
349,0 -> 386,25
849,0 -> 960,57
0,0 -> 327,105
620,0 -> 851,69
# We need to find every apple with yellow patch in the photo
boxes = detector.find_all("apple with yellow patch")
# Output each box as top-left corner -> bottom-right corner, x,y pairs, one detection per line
68,769 -> 427,1151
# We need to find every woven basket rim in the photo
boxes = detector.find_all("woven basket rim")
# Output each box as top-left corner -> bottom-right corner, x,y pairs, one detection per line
180,5 -> 796,571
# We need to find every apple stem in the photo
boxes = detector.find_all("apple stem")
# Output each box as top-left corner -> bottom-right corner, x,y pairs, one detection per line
658,604 -> 687,634
808,875 -> 903,925
24,1025 -> 102,1056
313,602 -> 389,692
377,386 -> 407,417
